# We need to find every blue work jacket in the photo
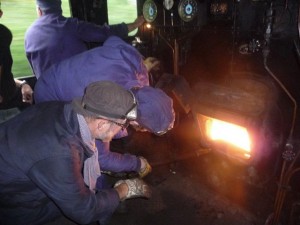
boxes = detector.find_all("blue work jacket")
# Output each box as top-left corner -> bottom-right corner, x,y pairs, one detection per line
0,102 -> 122,225
25,12 -> 128,79
34,36 -> 147,103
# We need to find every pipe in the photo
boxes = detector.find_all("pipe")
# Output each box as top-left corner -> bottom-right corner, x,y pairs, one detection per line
262,3 -> 299,225
271,150 -> 300,225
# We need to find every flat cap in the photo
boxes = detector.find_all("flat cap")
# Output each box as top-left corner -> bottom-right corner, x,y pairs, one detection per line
72,81 -> 136,120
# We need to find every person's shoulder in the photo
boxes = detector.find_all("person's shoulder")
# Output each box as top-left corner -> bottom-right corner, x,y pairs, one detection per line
0,24 -> 12,46
25,18 -> 42,34
0,24 -> 10,36
0,23 -> 10,32
63,15 -> 80,24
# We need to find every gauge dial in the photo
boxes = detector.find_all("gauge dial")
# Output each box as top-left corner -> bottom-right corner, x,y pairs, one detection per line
178,0 -> 198,22
143,0 -> 158,23
163,0 -> 174,10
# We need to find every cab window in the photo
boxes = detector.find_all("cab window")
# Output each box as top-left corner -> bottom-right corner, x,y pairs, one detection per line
1,0 -> 71,78
2,0 -> 137,78
107,0 -> 138,36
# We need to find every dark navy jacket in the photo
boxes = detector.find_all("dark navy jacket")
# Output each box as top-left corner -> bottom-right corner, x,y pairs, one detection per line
0,102 -> 120,225
25,12 -> 128,79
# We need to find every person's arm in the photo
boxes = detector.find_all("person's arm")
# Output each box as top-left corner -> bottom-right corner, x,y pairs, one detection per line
75,15 -> 145,42
28,154 -> 120,224
74,18 -> 128,42
14,79 -> 33,104
126,16 -> 145,33
96,141 -> 151,178
97,140 -> 141,173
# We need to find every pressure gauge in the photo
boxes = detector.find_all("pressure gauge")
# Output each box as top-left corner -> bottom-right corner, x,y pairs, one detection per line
178,0 -> 198,22
142,0 -> 158,23
163,0 -> 174,10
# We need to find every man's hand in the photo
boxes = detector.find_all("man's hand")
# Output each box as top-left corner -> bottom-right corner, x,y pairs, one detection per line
15,79 -> 34,104
139,157 -> 152,178
114,178 -> 151,201
21,83 -> 33,104
143,57 -> 160,72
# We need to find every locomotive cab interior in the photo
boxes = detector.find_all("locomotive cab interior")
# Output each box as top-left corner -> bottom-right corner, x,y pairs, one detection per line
4,0 -> 300,224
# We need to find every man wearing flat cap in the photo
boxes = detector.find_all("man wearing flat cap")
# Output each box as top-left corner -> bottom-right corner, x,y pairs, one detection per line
25,0 -> 145,79
33,35 -> 175,189
0,81 -> 151,225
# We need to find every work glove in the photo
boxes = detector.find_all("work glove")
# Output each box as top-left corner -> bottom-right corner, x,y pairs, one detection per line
114,178 -> 151,201
138,156 -> 152,178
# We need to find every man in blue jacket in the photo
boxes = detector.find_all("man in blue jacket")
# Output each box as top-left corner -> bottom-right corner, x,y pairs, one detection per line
34,36 -> 150,102
34,35 -> 175,189
25,0 -> 145,78
0,81 -> 151,225
34,36 -> 174,134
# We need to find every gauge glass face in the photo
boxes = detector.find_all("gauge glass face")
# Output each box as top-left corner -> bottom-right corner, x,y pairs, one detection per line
178,0 -> 198,22
143,0 -> 158,23
163,0 -> 174,10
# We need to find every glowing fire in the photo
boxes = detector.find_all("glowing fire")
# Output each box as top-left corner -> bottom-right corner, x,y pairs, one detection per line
206,118 -> 251,153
